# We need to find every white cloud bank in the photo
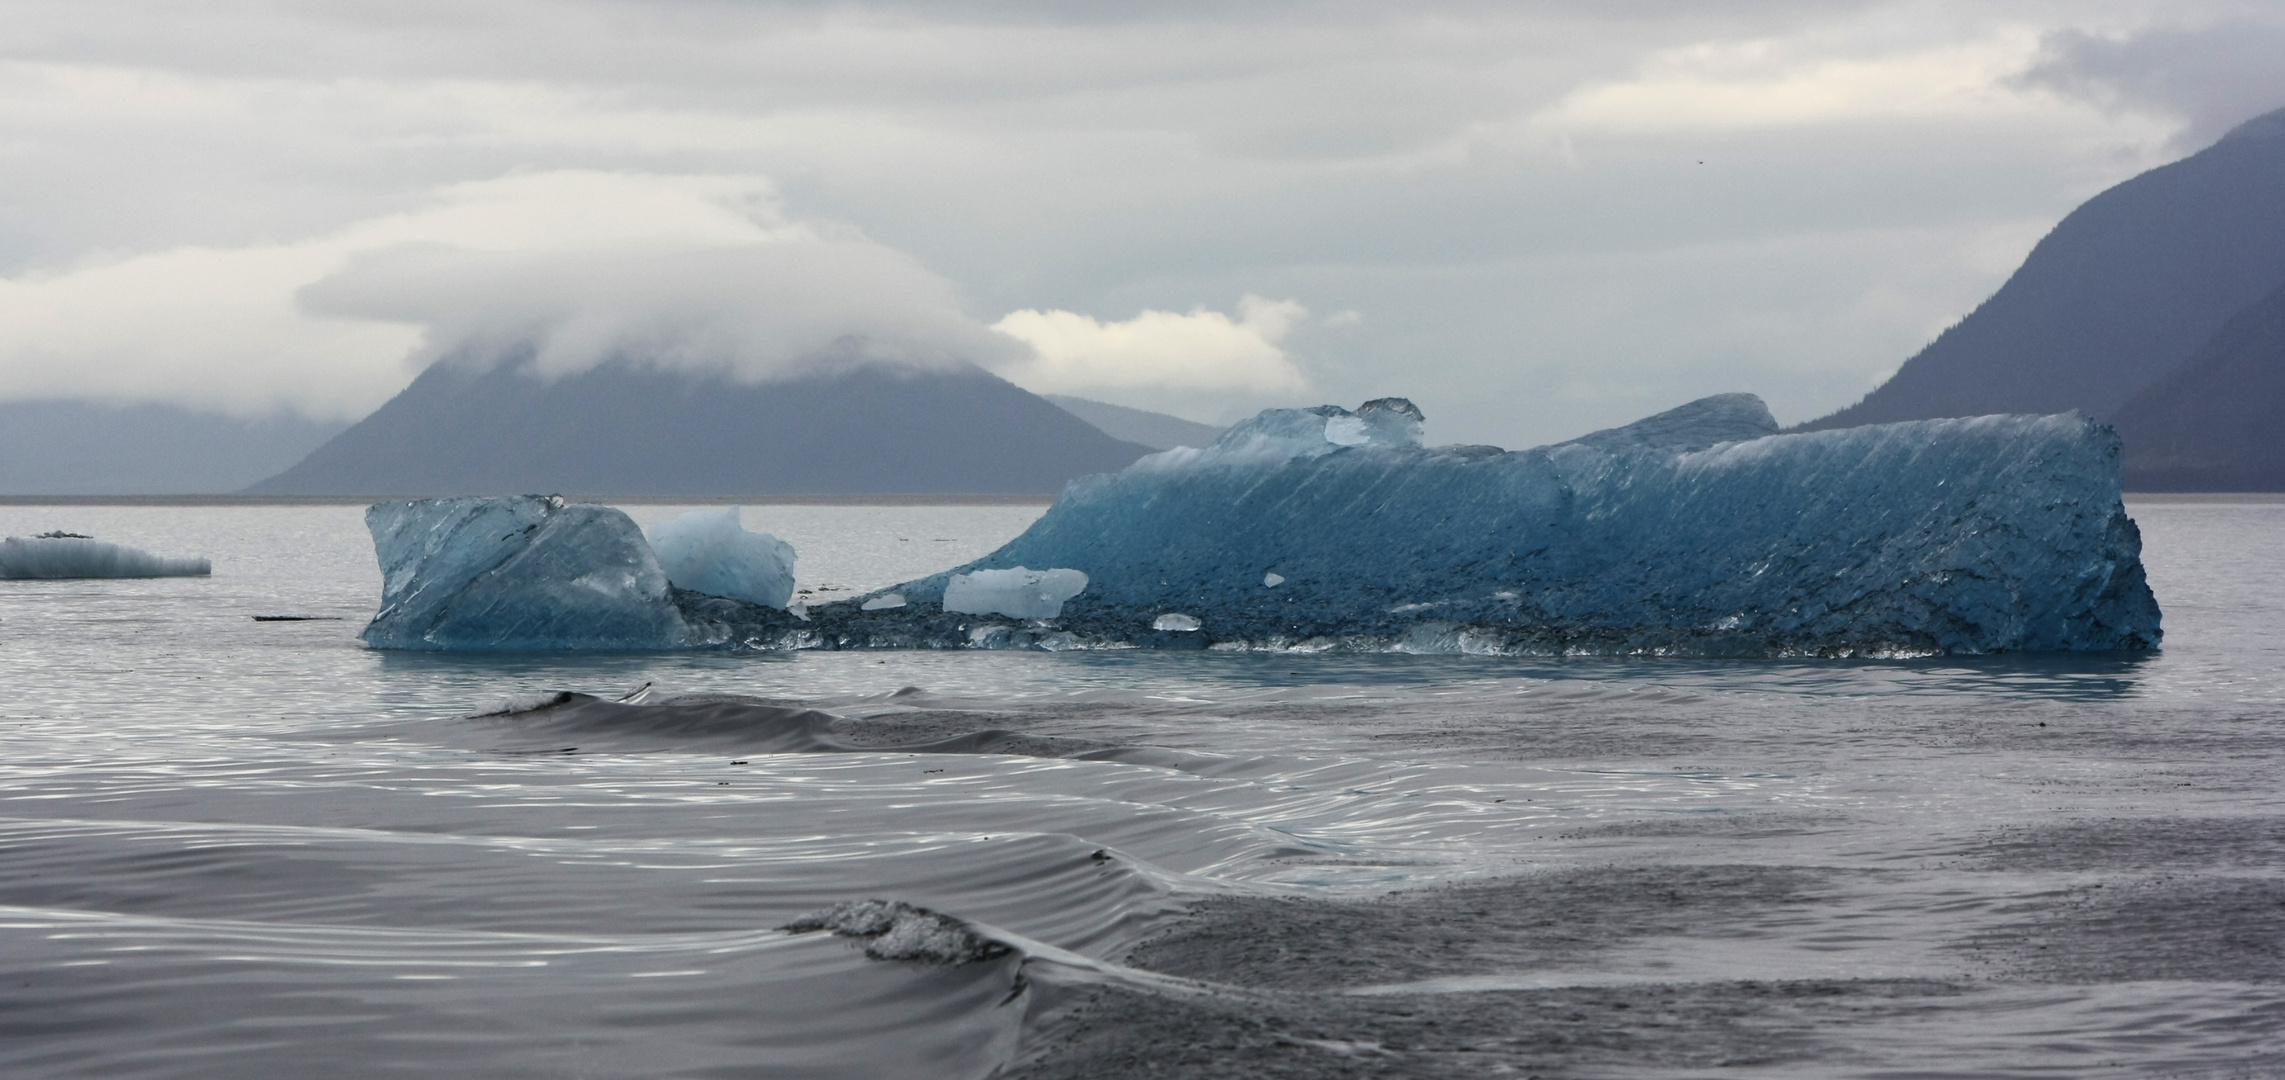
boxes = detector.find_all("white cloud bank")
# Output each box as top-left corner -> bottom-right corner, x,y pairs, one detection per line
989,296 -> 1310,399
0,171 -> 1029,418
0,167 -> 1301,421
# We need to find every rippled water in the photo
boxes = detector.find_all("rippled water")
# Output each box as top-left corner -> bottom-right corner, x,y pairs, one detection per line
0,498 -> 2280,1078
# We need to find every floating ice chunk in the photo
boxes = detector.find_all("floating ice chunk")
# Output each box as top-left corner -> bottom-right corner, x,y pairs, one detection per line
0,535 -> 209,579
779,899 -> 1009,965
845,395 -> 2158,656
941,567 -> 1088,619
361,496 -> 692,651
647,507 -> 796,609
1153,613 -> 1202,631
861,593 -> 908,611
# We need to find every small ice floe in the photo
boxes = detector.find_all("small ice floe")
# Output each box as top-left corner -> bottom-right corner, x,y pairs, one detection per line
1262,572 -> 1285,587
0,534 -> 210,579
1152,613 -> 1203,632
860,593 -> 908,611
942,567 -> 1088,619
779,899 -> 1010,965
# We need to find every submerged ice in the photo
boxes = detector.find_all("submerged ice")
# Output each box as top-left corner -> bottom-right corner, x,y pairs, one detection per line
0,534 -> 210,579
356,393 -> 2161,656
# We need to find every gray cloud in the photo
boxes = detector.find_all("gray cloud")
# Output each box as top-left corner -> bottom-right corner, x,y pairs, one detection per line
0,0 -> 2266,444
2020,21 -> 2285,147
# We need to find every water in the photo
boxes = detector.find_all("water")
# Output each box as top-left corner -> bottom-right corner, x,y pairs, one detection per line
0,499 -> 2279,1078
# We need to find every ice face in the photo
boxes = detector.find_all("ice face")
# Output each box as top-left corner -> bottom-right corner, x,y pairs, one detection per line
646,507 -> 796,610
362,496 -> 692,651
940,567 -> 1089,619
0,536 -> 210,579
835,394 -> 2157,656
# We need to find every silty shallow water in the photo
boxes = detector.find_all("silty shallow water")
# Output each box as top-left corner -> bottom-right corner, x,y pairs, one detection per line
0,498 -> 2278,1078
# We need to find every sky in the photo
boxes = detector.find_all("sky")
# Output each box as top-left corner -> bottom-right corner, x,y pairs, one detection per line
2,1 -> 2282,448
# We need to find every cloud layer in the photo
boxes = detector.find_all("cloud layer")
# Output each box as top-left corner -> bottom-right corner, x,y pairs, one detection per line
990,296 -> 1308,411
0,2 -> 2277,442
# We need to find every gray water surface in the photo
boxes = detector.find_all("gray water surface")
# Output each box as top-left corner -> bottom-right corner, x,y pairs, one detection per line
0,500 -> 2279,1078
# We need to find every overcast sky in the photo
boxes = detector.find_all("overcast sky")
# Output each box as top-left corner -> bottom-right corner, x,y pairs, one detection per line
3,1 -> 2283,447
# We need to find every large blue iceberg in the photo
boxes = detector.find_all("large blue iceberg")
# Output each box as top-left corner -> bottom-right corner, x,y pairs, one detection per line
358,394 -> 2161,656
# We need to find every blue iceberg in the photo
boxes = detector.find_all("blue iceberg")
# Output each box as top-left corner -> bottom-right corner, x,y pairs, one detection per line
363,496 -> 696,651
647,507 -> 796,610
814,394 -> 2158,656
1,533 -> 210,579
357,394 -> 2160,656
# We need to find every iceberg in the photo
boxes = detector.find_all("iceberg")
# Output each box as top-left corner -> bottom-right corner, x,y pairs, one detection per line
647,507 -> 796,610
0,534 -> 210,579
362,496 -> 696,651
801,394 -> 2159,656
355,393 -> 2162,656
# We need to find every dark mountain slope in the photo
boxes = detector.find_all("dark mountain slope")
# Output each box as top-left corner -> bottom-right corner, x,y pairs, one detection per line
1806,106 -> 2285,429
2113,279 -> 2285,491
245,359 -> 1153,496
0,401 -> 346,495
1044,395 -> 1225,450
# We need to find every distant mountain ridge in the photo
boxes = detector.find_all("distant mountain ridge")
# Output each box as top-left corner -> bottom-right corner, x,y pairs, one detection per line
1043,395 -> 1225,450
2111,279 -> 2285,491
0,401 -> 346,495
1807,105 -> 2285,430
245,358 -> 1155,496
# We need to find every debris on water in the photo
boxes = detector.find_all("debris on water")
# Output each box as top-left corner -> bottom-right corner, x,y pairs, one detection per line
251,615 -> 346,622
780,899 -> 1011,965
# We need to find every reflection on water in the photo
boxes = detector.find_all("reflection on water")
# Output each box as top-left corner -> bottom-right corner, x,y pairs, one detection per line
0,500 -> 2279,1078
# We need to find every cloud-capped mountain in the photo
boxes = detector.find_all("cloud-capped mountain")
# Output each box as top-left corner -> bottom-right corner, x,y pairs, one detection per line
1805,105 -> 2285,430
244,357 -> 1153,496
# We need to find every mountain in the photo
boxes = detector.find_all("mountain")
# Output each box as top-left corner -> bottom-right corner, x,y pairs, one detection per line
1806,106 -> 2285,429
0,400 -> 347,495
1044,395 -> 1226,450
2111,279 -> 2285,491
244,358 -> 1155,496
